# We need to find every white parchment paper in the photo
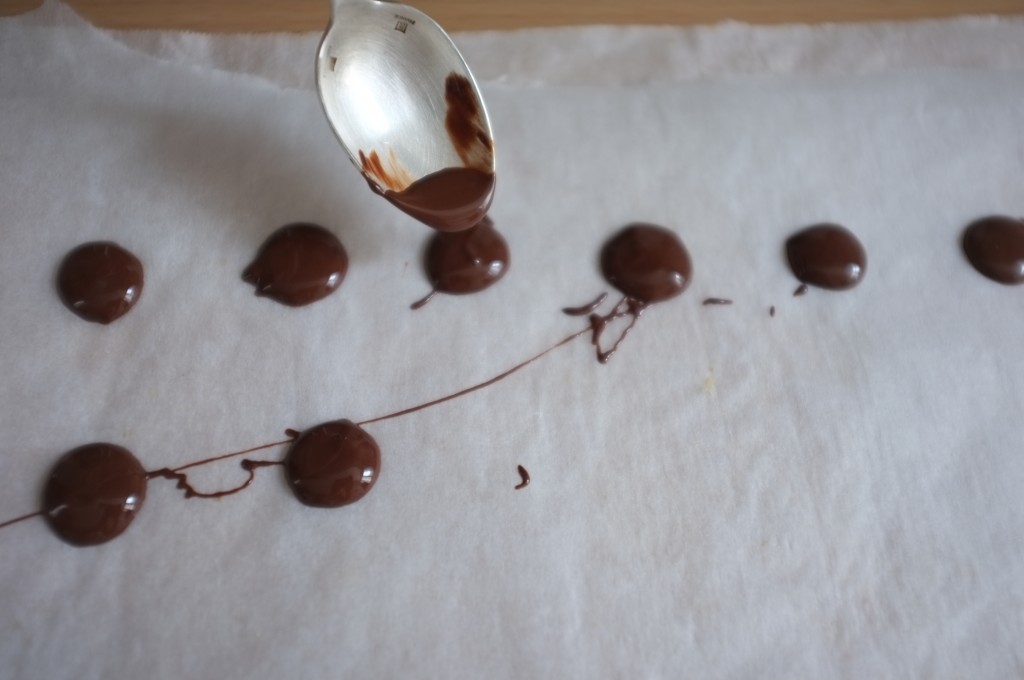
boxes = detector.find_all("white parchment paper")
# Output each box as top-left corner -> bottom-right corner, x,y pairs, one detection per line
1,4 -> 1022,679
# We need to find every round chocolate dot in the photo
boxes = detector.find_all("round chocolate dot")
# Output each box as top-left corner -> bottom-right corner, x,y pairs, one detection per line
285,420 -> 380,508
43,443 -> 148,546
425,216 -> 509,295
785,223 -> 866,290
962,215 -> 1024,285
600,223 -> 692,303
243,223 -> 349,306
57,242 -> 144,324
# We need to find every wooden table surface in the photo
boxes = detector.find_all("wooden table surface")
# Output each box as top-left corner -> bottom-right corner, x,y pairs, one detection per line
5,0 -> 1024,32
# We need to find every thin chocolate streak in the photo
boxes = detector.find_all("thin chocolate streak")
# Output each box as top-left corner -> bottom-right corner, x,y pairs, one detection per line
770,306 -> 776,317
589,297 -> 646,364
410,290 -> 436,310
148,459 -> 283,500
562,292 -> 608,317
0,510 -> 42,531
515,465 -> 530,490
169,437 -> 295,474
356,328 -> 593,426
702,298 -> 733,306
793,283 -> 809,297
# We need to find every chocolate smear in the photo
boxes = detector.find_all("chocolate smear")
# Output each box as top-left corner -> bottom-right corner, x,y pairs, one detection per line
359,73 -> 495,232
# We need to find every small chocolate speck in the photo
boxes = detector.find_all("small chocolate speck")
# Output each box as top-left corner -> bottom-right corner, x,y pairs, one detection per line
515,465 -> 530,490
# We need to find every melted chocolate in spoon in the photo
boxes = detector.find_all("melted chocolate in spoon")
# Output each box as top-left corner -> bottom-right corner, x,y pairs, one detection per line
57,242 -> 143,324
785,223 -> 866,290
361,73 -> 495,232
285,420 -> 381,508
375,168 -> 495,233
962,215 -> 1024,285
43,443 -> 148,546
412,216 -> 509,308
242,223 -> 348,307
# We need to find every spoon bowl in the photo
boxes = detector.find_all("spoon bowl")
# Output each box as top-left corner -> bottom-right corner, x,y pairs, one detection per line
317,0 -> 495,230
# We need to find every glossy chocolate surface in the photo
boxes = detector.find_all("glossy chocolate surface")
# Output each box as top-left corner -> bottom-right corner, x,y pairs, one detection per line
57,241 -> 143,324
43,443 -> 147,546
377,167 -> 495,233
785,224 -> 866,290
600,224 -> 692,303
962,215 -> 1024,285
424,216 -> 509,295
242,223 -> 348,307
285,420 -> 380,508
360,73 -> 495,232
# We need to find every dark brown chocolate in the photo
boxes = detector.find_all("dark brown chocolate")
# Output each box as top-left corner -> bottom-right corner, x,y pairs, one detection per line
785,224 -> 866,290
962,215 -> 1024,285
43,443 -> 148,546
358,73 -> 495,233
285,420 -> 381,508
600,224 -> 692,304
57,241 -> 143,324
373,167 -> 495,233
703,298 -> 732,306
148,459 -> 282,499
515,465 -> 530,490
242,223 -> 348,307
415,216 -> 508,305
444,73 -> 493,170
563,292 -> 608,317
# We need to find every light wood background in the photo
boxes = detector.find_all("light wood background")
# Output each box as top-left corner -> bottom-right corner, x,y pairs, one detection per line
4,0 -> 1023,32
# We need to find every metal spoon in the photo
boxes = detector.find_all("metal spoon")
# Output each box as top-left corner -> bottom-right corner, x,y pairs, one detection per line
316,0 -> 495,231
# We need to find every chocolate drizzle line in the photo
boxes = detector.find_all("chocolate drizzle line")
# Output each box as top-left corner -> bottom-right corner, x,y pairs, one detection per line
588,297 -> 647,364
356,327 -> 592,426
702,298 -> 732,306
0,510 -> 42,531
793,283 -> 808,297
410,290 -> 436,310
2,226 -> 692,540
563,292 -> 608,317
515,465 -> 530,490
148,460 -> 283,500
